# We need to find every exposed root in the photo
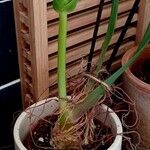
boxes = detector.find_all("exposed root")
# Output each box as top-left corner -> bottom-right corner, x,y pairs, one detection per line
51,104 -> 115,149
83,73 -> 111,91
112,86 -> 139,129
22,66 -> 140,149
122,131 -> 141,150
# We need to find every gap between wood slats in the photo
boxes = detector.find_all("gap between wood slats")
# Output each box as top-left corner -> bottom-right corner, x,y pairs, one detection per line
19,11 -> 29,27
48,13 -> 137,55
48,40 -> 135,86
24,27 -> 136,79
47,0 -> 135,39
48,27 -> 136,71
19,0 -> 29,9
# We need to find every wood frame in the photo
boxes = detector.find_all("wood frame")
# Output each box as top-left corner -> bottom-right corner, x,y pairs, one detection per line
136,0 -> 150,43
13,0 -> 49,107
13,0 -> 148,108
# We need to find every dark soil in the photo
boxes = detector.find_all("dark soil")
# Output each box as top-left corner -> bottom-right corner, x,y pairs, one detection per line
132,58 -> 150,84
23,116 -> 114,150
23,115 -> 58,150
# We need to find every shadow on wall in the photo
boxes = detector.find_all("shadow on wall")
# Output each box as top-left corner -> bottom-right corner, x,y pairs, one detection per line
0,83 -> 22,149
0,1 -> 22,149
0,0 -> 19,86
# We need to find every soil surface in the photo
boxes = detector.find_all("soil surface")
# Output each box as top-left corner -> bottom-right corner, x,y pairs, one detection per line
132,58 -> 150,84
23,116 -> 114,150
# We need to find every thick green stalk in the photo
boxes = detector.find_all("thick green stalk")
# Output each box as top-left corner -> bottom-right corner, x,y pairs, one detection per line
53,0 -> 79,127
95,0 -> 119,76
58,12 -> 67,109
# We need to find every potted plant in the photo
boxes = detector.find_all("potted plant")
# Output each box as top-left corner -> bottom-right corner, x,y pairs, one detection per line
122,42 -> 150,149
13,0 -> 150,149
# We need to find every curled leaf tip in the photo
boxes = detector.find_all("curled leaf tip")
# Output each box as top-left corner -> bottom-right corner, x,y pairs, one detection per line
53,0 -> 78,13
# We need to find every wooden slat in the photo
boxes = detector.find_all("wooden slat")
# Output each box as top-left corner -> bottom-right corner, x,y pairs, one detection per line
136,0 -> 150,43
28,0 -> 49,100
49,41 -> 135,85
24,62 -> 32,77
47,0 -> 135,38
13,0 -> 28,107
19,11 -> 29,27
47,0 -> 117,22
48,14 -> 137,55
22,49 -> 32,61
27,26 -> 136,78
48,27 -> 136,71
66,42 -> 134,77
47,0 -> 101,21
24,79 -> 33,94
27,21 -> 137,78
48,58 -> 125,97
21,33 -> 30,44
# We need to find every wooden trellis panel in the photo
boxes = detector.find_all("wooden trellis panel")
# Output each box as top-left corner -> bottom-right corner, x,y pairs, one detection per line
136,0 -> 150,43
13,0 -> 49,107
13,0 -> 141,108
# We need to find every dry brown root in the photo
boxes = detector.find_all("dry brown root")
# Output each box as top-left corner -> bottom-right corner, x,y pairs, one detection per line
51,98 -> 114,150
24,65 -> 140,149
52,125 -> 81,149
66,71 -> 140,149
50,117 -> 92,149
49,71 -> 113,149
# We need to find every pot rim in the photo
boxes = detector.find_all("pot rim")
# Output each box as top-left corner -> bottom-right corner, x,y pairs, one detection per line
14,97 -> 123,150
121,45 -> 150,93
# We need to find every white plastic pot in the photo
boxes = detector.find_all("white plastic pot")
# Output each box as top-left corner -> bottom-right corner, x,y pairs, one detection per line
14,97 -> 123,150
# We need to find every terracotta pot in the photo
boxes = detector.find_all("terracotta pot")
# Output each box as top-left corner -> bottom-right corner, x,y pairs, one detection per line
122,45 -> 150,150
13,97 -> 123,150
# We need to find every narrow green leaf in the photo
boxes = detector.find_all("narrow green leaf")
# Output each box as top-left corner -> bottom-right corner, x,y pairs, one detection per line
96,0 -> 119,76
71,23 -> 150,120
106,23 -> 150,85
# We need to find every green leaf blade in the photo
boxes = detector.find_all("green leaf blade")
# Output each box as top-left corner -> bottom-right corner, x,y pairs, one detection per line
106,23 -> 150,85
96,0 -> 119,75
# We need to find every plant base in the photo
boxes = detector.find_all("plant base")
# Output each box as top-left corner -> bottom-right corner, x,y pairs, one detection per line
13,97 -> 123,150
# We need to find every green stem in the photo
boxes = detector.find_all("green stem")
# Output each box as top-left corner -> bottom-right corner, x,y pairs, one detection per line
85,0 -> 119,91
58,12 -> 67,109
95,0 -> 119,76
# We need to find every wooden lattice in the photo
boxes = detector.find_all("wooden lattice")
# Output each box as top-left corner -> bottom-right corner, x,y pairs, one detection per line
13,0 -> 150,108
